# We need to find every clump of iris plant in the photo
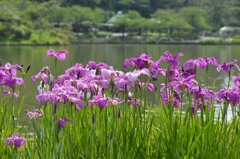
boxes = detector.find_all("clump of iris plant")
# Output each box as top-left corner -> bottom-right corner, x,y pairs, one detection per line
6,133 -> 26,148
0,62 -> 26,97
32,50 -> 240,115
0,61 -> 30,128
6,49 -> 240,158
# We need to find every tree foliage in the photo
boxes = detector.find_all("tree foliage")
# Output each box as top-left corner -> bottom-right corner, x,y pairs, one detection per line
180,7 -> 211,31
1,0 -> 240,43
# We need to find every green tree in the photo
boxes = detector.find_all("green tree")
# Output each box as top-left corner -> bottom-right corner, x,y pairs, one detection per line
117,0 -> 150,17
99,0 -> 117,10
221,0 -> 240,26
113,10 -> 149,37
49,7 -> 74,24
180,7 -> 211,32
153,9 -> 193,40
67,6 -> 105,32
61,0 -> 103,8
206,0 -> 227,28
22,1 -> 59,29
0,1 -> 31,42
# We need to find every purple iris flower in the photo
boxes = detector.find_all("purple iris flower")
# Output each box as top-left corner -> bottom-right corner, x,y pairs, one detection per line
0,72 -> 5,86
160,87 -> 181,108
125,71 -> 140,84
190,86 -> 215,101
180,68 -> 196,78
0,62 -> 24,88
69,96 -> 85,109
148,83 -> 155,91
36,91 -> 50,105
5,62 -> 23,70
114,70 -> 140,92
114,78 -> 128,92
6,133 -> 26,148
27,109 -> 43,119
76,80 -> 89,91
4,62 -> 24,75
124,53 -> 153,69
128,97 -> 140,107
205,57 -> 219,66
92,75 -> 110,89
64,63 -> 90,80
137,80 -> 145,89
2,90 -> 10,96
217,59 -> 240,73
87,61 -> 109,71
124,59 -> 132,69
55,116 -> 73,132
44,49 -> 68,61
89,95 -> 110,108
4,77 -> 17,88
37,81 -> 50,94
233,76 -> 240,88
139,68 -> 151,77
101,68 -> 115,81
4,62 -> 12,70
191,99 -> 212,114
159,51 -> 183,69
137,80 -> 155,91
32,73 -> 48,84
168,69 -> 180,81
167,75 -> 198,93
149,59 -> 166,80
161,88 -> 171,104
217,88 -> 240,106
1,90 -> 19,98
183,57 -> 218,70
32,66 -> 54,84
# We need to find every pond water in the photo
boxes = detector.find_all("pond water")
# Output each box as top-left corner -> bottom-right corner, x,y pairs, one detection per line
0,44 -> 240,120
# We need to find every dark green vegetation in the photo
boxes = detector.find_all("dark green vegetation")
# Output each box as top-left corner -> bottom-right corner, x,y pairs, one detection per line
1,0 -> 240,44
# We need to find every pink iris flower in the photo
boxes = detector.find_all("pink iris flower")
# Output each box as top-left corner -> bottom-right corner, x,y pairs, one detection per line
27,109 -> 43,119
45,49 -> 68,61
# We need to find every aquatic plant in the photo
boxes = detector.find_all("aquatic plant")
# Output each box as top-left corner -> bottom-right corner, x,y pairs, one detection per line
0,50 -> 240,158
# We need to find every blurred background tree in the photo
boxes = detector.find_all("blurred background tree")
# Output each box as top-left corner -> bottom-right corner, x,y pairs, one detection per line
0,0 -> 240,44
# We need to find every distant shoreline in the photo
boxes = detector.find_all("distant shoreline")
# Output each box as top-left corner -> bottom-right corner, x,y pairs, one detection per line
0,41 -> 240,46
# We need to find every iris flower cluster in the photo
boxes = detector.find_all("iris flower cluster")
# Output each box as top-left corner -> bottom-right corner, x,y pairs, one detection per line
4,49 -> 240,147
1,62 -> 30,148
0,62 -> 30,98
30,49 -> 240,132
